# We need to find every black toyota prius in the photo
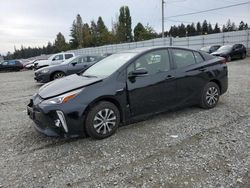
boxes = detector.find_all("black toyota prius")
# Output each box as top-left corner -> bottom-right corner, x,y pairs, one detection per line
27,47 -> 228,139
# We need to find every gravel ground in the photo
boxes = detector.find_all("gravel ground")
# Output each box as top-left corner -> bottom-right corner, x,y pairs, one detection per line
0,58 -> 249,188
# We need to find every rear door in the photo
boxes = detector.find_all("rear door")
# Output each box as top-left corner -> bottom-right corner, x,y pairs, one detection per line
7,61 -> 16,71
126,49 -> 177,117
170,49 -> 208,105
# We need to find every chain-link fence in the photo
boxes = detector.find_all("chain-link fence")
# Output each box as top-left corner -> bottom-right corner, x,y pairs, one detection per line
67,30 -> 250,56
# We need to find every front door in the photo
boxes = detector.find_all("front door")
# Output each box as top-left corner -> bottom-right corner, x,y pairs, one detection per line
126,49 -> 177,117
67,56 -> 90,74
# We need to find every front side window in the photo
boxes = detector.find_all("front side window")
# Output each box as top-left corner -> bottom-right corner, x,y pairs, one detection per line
128,50 -> 170,75
172,49 -> 196,68
53,55 -> 63,61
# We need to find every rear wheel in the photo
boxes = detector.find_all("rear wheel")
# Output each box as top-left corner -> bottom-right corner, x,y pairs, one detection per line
52,72 -> 65,80
85,101 -> 120,139
200,82 -> 220,109
241,52 -> 246,59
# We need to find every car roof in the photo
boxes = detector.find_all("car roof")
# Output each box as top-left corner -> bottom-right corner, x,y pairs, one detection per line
119,46 -> 197,54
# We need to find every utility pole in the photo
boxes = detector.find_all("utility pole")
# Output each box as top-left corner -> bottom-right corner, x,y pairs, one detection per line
162,0 -> 165,38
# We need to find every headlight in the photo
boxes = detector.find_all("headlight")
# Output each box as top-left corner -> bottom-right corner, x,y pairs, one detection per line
41,88 -> 83,104
41,69 -> 49,74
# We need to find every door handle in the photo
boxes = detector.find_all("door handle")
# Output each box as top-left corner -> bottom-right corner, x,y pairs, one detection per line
166,75 -> 175,80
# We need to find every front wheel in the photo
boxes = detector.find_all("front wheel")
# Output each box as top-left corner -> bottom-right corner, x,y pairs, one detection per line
200,82 -> 220,109
85,101 -> 120,139
52,72 -> 65,80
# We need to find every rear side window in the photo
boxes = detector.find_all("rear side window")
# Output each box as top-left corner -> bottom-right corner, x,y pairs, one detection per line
172,49 -> 196,68
193,52 -> 204,63
65,54 -> 73,59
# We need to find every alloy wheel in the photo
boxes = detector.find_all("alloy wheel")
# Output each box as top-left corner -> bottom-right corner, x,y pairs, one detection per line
93,108 -> 117,135
53,72 -> 65,80
206,87 -> 219,106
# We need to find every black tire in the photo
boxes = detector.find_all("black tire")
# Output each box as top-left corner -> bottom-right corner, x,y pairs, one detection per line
85,101 -> 120,139
200,82 -> 220,109
52,71 -> 65,80
241,52 -> 246,59
227,55 -> 232,62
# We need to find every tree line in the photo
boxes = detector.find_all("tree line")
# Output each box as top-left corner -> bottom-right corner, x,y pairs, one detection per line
167,20 -> 248,37
3,6 -> 249,60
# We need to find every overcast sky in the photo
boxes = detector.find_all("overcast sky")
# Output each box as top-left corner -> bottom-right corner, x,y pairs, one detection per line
0,0 -> 249,54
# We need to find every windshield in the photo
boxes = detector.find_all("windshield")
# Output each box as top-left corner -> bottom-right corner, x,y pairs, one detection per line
82,53 -> 137,77
217,45 -> 232,52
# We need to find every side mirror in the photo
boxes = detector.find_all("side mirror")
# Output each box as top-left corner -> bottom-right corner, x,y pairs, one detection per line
52,58 -> 56,61
71,62 -> 77,66
128,68 -> 148,77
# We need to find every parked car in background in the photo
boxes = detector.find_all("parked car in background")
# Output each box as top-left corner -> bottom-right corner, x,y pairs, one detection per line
0,60 -> 23,72
200,45 -> 221,54
34,52 -> 75,70
28,46 -> 228,139
34,55 -> 104,83
23,60 -> 38,70
211,44 -> 247,61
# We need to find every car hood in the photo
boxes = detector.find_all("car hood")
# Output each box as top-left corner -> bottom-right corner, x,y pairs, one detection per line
211,50 -> 230,55
38,74 -> 105,99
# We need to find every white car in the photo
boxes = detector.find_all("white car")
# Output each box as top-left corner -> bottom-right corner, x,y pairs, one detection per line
34,53 -> 75,70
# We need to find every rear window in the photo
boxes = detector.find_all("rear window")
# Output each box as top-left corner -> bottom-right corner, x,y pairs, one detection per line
65,54 -> 73,59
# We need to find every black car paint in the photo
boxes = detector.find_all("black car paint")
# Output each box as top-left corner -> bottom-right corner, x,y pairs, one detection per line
27,47 -> 228,137
0,60 -> 23,72
211,44 -> 246,60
